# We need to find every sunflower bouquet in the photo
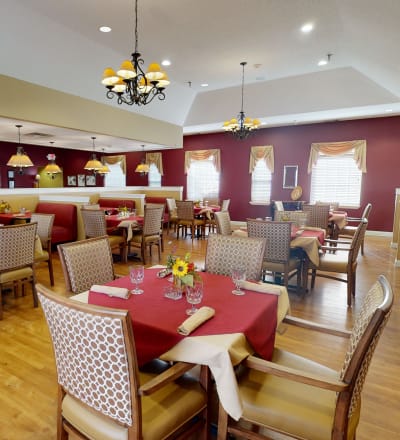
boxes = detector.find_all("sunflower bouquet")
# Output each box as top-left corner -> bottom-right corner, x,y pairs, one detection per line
170,252 -> 201,288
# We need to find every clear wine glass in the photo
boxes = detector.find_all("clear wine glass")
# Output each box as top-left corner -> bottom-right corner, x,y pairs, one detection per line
129,265 -> 144,295
231,267 -> 246,295
186,281 -> 203,315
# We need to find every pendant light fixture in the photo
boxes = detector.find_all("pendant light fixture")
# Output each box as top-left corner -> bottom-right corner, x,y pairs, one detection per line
7,124 -> 34,174
43,142 -> 62,179
223,62 -> 261,140
135,145 -> 150,175
84,137 -> 103,173
98,149 -> 110,175
101,0 -> 170,106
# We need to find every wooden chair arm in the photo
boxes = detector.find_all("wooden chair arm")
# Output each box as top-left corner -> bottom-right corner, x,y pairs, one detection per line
320,245 -> 352,252
345,216 -> 362,223
244,355 -> 348,392
323,238 -> 351,245
139,361 -> 197,395
283,315 -> 351,338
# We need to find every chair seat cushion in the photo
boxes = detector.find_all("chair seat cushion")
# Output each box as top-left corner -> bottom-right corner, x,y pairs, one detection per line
0,267 -> 33,283
62,370 -> 207,440
263,257 -> 300,273
108,235 -> 125,247
35,249 -> 49,262
318,253 -> 349,273
238,348 -> 360,440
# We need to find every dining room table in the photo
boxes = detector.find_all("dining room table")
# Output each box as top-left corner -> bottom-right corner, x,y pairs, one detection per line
72,267 -> 291,421
105,213 -> 144,242
193,204 -> 221,220
0,211 -> 32,225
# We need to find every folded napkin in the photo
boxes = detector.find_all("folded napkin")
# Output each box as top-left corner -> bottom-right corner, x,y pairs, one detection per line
303,226 -> 325,232
240,281 -> 284,296
117,220 -> 138,242
177,306 -> 215,335
90,285 -> 130,299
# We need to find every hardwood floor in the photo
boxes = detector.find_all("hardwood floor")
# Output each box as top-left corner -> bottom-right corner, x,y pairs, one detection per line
0,233 -> 399,439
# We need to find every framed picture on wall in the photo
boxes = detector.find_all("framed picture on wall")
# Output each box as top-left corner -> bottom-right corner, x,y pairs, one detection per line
77,174 -> 86,187
8,170 -> 14,179
67,175 -> 76,186
86,174 -> 96,186
8,180 -> 15,189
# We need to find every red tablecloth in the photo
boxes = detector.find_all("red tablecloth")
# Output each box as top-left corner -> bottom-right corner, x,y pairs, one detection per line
0,212 -> 32,225
88,269 -> 278,366
291,227 -> 325,245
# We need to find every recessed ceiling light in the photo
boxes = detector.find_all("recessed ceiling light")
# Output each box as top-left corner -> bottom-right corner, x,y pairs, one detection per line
201,83 -> 209,87
99,26 -> 112,33
318,59 -> 328,66
385,109 -> 393,113
161,60 -> 171,66
301,23 -> 314,33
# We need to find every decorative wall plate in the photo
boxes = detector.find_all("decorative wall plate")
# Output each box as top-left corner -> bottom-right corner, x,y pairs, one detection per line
291,185 -> 303,201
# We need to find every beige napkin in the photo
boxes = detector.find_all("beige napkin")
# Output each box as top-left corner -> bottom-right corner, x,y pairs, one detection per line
178,306 -> 215,335
117,220 -> 138,242
240,281 -> 285,296
303,226 -> 325,233
90,284 -> 130,299
34,234 -> 44,256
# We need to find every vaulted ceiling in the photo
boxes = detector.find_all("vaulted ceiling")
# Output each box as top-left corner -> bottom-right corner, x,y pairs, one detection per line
1,0 -> 399,152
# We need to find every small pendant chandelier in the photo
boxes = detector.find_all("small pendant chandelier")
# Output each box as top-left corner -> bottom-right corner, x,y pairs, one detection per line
135,145 -> 150,176
223,62 -> 261,140
7,124 -> 34,174
101,0 -> 170,106
84,137 -> 103,174
43,142 -> 62,179
98,149 -> 110,176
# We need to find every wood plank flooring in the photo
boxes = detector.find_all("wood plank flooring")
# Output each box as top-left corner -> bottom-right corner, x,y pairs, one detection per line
0,233 -> 399,439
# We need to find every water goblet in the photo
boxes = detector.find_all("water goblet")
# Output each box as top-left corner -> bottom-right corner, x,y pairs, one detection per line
186,281 -> 203,315
129,265 -> 144,295
231,267 -> 246,295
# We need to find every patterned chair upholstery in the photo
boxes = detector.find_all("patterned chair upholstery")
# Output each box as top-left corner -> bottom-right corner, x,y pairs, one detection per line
205,234 -> 266,281
303,204 -> 330,231
81,208 -> 127,263
37,284 -> 209,440
221,199 -> 231,211
217,275 -> 393,440
310,219 -> 368,306
247,219 -> 302,291
176,200 -> 206,240
57,236 -> 117,294
129,204 -> 164,264
274,210 -> 309,227
0,222 -> 38,319
166,198 -> 178,234
214,211 -> 233,235
31,213 -> 55,286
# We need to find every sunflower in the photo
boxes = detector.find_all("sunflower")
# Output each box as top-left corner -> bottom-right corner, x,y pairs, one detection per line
172,258 -> 188,278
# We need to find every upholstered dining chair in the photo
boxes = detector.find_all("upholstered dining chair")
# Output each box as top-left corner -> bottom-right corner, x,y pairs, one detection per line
214,211 -> 233,235
247,219 -> 303,292
81,208 -> 127,263
339,203 -> 372,255
166,197 -> 178,234
37,283 -> 209,440
221,199 -> 230,211
58,236 -> 118,294
128,204 -> 164,264
205,234 -> 266,281
303,203 -> 331,232
310,219 -> 368,306
31,213 -> 55,286
176,200 -> 206,240
217,274 -> 393,440
0,222 -> 38,320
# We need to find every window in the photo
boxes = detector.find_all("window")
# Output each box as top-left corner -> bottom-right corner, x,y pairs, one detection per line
310,151 -> 362,207
104,162 -> 126,187
148,163 -> 161,187
251,159 -> 272,203
187,157 -> 220,201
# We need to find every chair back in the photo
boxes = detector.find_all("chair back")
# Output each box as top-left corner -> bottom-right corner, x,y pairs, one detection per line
166,198 -> 177,214
30,213 -> 54,250
81,208 -> 107,238
221,199 -> 230,211
247,219 -> 291,263
335,275 -> 393,430
205,197 -> 219,206
274,210 -> 309,227
303,204 -> 330,229
362,203 -> 372,220
214,211 -> 232,235
205,234 -> 266,280
57,236 -> 116,293
37,284 -> 138,428
349,218 -> 368,265
143,204 -> 164,236
0,222 -> 38,271
176,200 -> 194,221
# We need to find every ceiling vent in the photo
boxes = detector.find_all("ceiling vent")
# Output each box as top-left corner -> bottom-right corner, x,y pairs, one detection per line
25,132 -> 54,139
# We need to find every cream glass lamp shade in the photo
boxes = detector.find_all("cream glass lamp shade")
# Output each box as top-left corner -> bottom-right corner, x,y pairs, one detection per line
135,162 -> 150,174
145,63 -> 163,81
101,68 -> 119,86
112,78 -> 127,93
7,147 -> 34,168
156,71 -> 170,88
117,60 -> 137,79
44,163 -> 62,174
84,156 -> 103,171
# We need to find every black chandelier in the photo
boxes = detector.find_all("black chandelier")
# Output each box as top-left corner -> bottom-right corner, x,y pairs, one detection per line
101,0 -> 169,106
223,62 -> 260,140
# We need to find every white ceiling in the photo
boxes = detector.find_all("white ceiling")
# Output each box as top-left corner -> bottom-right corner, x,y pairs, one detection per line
1,0 -> 400,152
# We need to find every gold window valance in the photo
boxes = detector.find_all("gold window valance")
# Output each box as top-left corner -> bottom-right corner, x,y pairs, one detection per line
102,155 -> 126,174
184,149 -> 221,174
145,152 -> 164,176
249,146 -> 274,173
307,140 -> 367,174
